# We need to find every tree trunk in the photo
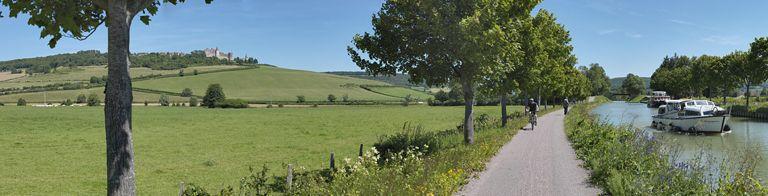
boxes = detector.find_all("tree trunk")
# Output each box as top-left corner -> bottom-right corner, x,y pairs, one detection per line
461,78 -> 475,144
500,93 -> 508,127
106,0 -> 136,195
746,84 -> 751,109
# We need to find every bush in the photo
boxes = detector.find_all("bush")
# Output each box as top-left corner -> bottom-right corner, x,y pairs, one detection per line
434,90 -> 449,102
267,104 -> 273,108
189,97 -> 198,107
178,69 -> 185,77
0,102 -> 4,106
87,93 -> 100,106
89,76 -> 101,84
278,104 -> 284,108
342,94 -> 350,102
297,95 -> 306,103
76,94 -> 87,104
215,99 -> 249,108
193,69 -> 199,75
203,84 -> 226,108
402,94 -> 413,106
327,94 -> 337,102
180,88 -> 193,97
159,95 -> 170,106
373,123 -> 441,163
61,99 -> 74,106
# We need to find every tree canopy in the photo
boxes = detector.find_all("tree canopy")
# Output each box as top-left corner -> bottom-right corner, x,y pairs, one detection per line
621,73 -> 646,98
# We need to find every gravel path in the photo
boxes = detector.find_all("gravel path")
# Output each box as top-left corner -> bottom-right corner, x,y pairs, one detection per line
457,110 -> 600,196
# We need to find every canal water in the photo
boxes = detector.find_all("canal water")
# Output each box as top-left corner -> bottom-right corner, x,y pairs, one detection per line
591,101 -> 768,179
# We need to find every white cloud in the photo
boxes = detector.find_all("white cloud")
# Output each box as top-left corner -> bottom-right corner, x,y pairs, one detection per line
625,32 -> 644,38
668,19 -> 695,26
598,29 -> 618,35
702,35 -> 742,45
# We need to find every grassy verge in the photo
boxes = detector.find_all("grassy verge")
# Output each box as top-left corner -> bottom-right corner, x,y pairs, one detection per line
565,97 -> 767,194
182,106 -> 561,195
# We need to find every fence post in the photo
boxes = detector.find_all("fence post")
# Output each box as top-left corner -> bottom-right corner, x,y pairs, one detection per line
358,144 -> 364,157
178,182 -> 185,196
286,164 -> 293,190
330,152 -> 335,171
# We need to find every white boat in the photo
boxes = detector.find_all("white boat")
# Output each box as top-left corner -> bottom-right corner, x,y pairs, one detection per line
651,100 -> 731,133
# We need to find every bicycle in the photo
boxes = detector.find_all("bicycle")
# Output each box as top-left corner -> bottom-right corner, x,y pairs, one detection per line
529,112 -> 537,130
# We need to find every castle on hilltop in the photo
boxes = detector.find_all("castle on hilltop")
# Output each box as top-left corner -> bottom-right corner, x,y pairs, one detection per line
204,47 -> 233,61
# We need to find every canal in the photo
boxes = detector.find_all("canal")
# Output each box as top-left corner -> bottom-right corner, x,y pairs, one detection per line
591,101 -> 768,179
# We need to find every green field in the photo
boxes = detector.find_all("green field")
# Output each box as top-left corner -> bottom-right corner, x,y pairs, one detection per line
364,86 -> 433,100
0,87 -> 188,104
133,66 -> 411,102
0,105 -> 518,195
0,65 -> 242,89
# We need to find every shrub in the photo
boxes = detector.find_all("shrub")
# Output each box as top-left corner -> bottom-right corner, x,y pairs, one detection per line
76,94 -> 87,104
159,95 -> 170,106
311,104 -> 318,108
193,69 -> 199,75
342,94 -> 350,102
296,95 -> 306,103
203,84 -> 226,108
373,123 -> 441,163
434,90 -> 449,102
89,76 -> 101,84
61,99 -> 74,106
178,69 -> 185,77
402,94 -> 413,106
189,97 -> 198,107
327,94 -> 337,102
180,88 -> 193,97
86,93 -> 100,106
278,104 -> 284,108
215,99 -> 249,108
0,102 -> 4,106
267,104 -> 273,108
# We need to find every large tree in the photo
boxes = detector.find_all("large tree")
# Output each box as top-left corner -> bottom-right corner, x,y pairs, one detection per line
621,73 -> 645,98
1,0 -> 212,194
650,55 -> 694,98
584,63 -> 611,96
349,0 -> 540,144
746,37 -> 768,108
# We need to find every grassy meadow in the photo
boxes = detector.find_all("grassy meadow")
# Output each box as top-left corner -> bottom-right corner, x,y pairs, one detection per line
364,86 -> 433,100
0,105 -> 519,195
132,66 -> 423,102
0,87 -> 188,104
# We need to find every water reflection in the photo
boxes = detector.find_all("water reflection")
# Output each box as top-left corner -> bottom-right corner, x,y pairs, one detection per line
591,101 -> 768,178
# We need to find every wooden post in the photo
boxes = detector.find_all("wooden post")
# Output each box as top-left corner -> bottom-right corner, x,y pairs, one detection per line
178,182 -> 185,196
358,144 -> 364,157
286,164 -> 293,190
330,152 -> 335,171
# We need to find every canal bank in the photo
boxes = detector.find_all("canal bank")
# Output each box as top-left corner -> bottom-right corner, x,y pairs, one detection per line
567,99 -> 766,194
591,102 -> 768,177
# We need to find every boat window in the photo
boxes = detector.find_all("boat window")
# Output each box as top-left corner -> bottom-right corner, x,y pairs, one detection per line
685,110 -> 700,116
695,101 -> 707,105
703,111 -> 714,115
658,107 -> 666,114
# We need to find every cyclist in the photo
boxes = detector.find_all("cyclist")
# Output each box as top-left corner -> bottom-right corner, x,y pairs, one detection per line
526,98 -> 538,128
563,98 -> 570,115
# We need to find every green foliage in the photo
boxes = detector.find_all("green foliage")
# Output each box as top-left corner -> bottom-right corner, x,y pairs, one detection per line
180,88 -> 193,97
327,94 -> 336,102
621,73 -> 646,97
16,98 -> 26,106
76,94 -> 87,104
193,69 -> 199,75
203,84 -> 226,108
373,123 -> 440,162
434,90 -> 449,102
214,99 -> 248,109
86,93 -> 100,106
178,69 -> 185,77
189,97 -> 198,107
144,100 -> 149,106
159,95 -> 170,106
296,95 -> 305,103
402,94 -> 413,106
342,94 -> 349,102
583,63 -> 612,96
61,99 -> 73,106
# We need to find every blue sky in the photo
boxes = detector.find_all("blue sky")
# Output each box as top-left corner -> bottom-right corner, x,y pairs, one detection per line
1,0 -> 767,78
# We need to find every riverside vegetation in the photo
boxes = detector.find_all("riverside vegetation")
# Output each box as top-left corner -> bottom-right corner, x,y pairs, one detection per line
565,97 -> 767,194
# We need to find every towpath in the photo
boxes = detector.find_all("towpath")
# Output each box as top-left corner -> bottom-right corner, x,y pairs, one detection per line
457,110 -> 600,196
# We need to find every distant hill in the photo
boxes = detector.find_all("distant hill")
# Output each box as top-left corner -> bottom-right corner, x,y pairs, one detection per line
326,71 -> 427,88
610,76 -> 651,90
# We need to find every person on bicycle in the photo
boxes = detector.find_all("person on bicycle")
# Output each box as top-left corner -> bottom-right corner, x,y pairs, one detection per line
527,98 -> 538,125
563,98 -> 570,115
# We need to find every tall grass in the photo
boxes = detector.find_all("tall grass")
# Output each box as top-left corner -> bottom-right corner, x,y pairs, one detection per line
565,98 -> 767,194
